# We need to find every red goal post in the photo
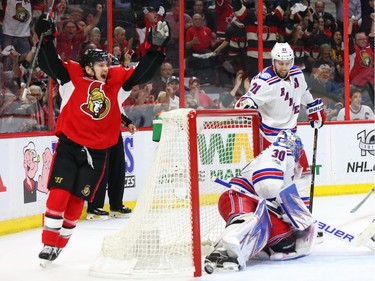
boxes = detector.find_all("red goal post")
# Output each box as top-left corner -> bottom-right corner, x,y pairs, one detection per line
90,108 -> 260,278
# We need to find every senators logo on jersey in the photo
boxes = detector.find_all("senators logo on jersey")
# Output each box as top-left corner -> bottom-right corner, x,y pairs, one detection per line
13,2 -> 30,23
81,81 -> 110,119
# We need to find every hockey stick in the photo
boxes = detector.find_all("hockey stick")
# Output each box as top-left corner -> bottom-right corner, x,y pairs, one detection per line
350,187 -> 375,213
214,178 -> 374,249
309,128 -> 318,213
22,0 -> 56,99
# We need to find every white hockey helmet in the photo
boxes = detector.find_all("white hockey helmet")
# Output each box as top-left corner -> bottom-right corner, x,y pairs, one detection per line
271,42 -> 294,76
275,129 -> 303,162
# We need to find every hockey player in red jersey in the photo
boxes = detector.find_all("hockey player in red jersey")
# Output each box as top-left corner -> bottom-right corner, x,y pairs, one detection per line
204,130 -> 317,274
34,13 -> 169,267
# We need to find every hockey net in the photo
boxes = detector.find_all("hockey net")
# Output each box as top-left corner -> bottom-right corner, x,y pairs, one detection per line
90,108 -> 260,278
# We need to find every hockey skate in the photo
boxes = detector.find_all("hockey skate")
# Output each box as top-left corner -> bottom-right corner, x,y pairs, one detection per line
109,206 -> 132,218
86,208 -> 109,221
39,245 -> 62,267
204,248 -> 240,274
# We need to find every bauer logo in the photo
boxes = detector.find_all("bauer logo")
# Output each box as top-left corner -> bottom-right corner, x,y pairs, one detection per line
357,129 -> 375,156
124,136 -> 135,188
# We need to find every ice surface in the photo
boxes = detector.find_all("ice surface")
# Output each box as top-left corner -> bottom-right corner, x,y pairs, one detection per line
0,194 -> 374,281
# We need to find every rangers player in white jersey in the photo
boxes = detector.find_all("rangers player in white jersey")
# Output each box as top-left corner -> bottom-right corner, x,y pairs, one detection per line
235,42 -> 326,206
235,42 -> 326,165
204,130 -> 317,274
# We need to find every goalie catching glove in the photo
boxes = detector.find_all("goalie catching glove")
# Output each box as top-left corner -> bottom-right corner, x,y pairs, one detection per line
35,14 -> 57,42
306,98 -> 326,129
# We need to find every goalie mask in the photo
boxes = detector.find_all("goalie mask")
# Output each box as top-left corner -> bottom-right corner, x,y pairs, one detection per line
271,42 -> 294,78
275,130 -> 303,162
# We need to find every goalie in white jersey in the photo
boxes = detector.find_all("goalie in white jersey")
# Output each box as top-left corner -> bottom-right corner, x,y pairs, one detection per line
204,130 -> 317,274
235,42 -> 326,185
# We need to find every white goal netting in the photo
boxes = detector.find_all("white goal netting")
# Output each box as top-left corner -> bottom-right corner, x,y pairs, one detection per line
90,108 -> 259,278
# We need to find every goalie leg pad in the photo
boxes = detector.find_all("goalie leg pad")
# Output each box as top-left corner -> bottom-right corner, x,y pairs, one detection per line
264,223 -> 317,261
293,173 -> 311,208
221,200 -> 271,269
294,222 -> 317,256
277,183 -> 316,230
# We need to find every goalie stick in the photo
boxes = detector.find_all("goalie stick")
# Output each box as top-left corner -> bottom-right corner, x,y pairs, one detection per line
309,128 -> 318,213
22,0 -> 56,100
350,187 -> 375,213
214,178 -> 375,249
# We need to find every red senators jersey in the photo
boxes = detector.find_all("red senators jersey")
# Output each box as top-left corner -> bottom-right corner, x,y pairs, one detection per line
216,0 -> 235,39
56,61 -> 135,149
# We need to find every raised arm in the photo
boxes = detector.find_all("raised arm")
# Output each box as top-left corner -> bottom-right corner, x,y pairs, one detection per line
122,21 -> 170,91
35,14 -> 70,85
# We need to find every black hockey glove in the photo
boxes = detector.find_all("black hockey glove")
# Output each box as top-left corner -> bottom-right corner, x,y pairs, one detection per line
35,14 -> 57,42
278,0 -> 290,11
148,21 -> 170,51
231,0 -> 243,11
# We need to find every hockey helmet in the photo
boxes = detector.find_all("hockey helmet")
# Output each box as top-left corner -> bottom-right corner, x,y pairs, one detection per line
275,130 -> 303,162
80,48 -> 109,68
271,42 -> 294,76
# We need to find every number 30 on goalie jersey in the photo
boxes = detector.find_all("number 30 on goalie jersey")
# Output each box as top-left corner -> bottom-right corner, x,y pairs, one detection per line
240,142 -> 297,200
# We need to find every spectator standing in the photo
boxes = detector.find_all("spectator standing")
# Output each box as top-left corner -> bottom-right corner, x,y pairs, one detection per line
54,0 -> 69,30
151,62 -> 174,99
359,0 -> 374,35
166,75 -> 180,110
312,0 -> 337,35
337,85 -> 375,120
1,0 -> 32,70
189,0 -> 208,26
213,16 -> 248,75
153,90 -> 171,116
87,27 -> 104,50
232,0 -> 288,78
215,0 -> 235,43
189,0 -> 216,31
186,13 -> 217,84
308,64 -> 343,121
186,76 -> 215,109
329,29 -> 344,69
330,0 -> 362,32
348,17 -> 374,91
0,79 -> 39,133
165,1 -> 193,67
287,23 -> 310,71
312,43 -> 344,84
125,88 -> 155,127
26,84 -> 49,129
217,69 -> 244,108
113,26 -> 131,52
56,4 -> 103,61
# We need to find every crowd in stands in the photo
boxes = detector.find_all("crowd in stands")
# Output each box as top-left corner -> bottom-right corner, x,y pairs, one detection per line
0,0 -> 374,133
